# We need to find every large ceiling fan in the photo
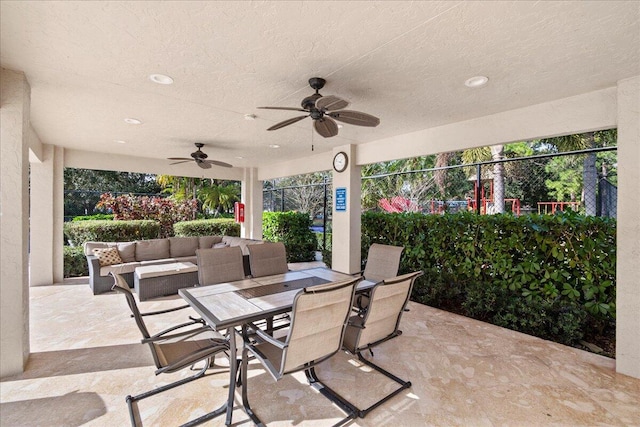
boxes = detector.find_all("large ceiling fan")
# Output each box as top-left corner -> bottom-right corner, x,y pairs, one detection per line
167,143 -> 232,169
258,77 -> 380,138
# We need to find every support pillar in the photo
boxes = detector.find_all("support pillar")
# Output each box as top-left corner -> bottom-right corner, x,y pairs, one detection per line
331,144 -> 361,274
241,167 -> 263,240
29,144 -> 54,286
0,68 -> 31,377
616,75 -> 640,379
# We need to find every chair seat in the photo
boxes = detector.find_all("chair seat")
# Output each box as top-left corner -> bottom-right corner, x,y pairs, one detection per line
154,332 -> 226,372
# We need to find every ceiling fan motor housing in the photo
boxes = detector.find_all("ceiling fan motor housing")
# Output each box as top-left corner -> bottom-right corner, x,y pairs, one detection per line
301,93 -> 322,110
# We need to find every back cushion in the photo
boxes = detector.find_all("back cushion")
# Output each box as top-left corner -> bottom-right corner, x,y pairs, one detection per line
135,239 -> 170,261
199,235 -> 223,249
169,237 -> 199,257
84,242 -> 109,256
116,242 -> 137,263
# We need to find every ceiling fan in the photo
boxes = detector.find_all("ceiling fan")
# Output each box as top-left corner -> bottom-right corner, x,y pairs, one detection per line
258,77 -> 380,138
167,143 -> 232,169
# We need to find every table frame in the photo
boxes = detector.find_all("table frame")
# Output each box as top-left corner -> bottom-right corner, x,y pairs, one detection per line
179,267 -> 375,425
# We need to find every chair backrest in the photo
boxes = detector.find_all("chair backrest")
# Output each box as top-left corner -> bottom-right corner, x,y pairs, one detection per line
350,271 -> 422,352
111,273 -> 151,340
279,277 -> 359,375
197,246 -> 245,285
247,242 -> 288,277
362,243 -> 404,283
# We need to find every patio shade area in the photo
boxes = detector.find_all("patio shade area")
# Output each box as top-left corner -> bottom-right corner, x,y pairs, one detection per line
1,265 -> 638,426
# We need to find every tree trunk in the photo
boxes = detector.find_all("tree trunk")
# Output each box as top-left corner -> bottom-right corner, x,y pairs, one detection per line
491,145 -> 505,214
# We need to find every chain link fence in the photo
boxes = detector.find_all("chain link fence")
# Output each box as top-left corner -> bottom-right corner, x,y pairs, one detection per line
263,147 -> 617,247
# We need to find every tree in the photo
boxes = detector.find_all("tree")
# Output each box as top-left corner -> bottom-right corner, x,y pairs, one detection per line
539,129 -> 617,216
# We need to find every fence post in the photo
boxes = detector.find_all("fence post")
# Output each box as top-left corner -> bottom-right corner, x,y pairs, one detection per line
475,164 -> 482,215
281,188 -> 285,212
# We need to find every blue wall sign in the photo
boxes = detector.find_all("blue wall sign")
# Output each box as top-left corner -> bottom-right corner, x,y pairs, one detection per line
335,187 -> 347,212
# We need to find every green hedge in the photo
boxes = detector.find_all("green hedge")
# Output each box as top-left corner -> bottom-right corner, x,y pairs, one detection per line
64,220 -> 160,246
64,246 -> 88,277
263,212 -> 317,263
173,219 -> 240,237
359,211 -> 615,346
71,214 -> 114,221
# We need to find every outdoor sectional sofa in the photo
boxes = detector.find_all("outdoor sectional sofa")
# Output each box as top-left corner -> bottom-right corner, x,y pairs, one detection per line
84,235 -> 263,294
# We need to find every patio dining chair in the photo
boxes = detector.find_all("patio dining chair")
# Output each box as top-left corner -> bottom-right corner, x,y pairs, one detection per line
240,277 -> 361,427
111,273 -> 231,427
342,270 -> 423,418
196,245 -> 246,285
354,243 -> 404,312
247,241 -> 288,277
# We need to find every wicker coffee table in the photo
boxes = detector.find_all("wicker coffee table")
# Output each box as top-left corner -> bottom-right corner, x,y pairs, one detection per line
134,262 -> 199,301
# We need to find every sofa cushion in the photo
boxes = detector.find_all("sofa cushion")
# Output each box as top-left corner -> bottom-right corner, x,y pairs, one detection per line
84,241 -> 109,256
93,247 -> 123,267
169,237 -> 199,258
222,236 -> 263,255
116,242 -> 137,263
100,261 -> 140,276
213,242 -> 229,248
199,236 -> 223,249
135,239 -> 170,261
174,255 -> 198,264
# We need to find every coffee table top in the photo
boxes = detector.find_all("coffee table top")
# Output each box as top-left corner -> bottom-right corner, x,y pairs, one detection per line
135,262 -> 197,279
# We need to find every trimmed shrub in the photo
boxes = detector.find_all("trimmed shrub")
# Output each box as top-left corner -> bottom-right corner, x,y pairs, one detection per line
71,214 -> 114,221
263,212 -> 317,263
64,246 -> 88,277
64,220 -> 160,246
173,219 -> 240,237
360,210 -> 616,346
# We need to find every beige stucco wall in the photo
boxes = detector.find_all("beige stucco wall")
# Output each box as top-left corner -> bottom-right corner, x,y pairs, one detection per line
0,69 -> 30,377
29,144 -> 55,286
615,76 -> 640,378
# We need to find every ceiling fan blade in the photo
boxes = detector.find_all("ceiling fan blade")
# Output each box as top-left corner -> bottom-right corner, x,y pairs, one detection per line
328,110 -> 380,127
197,161 -> 212,169
315,95 -> 349,111
314,117 -> 339,138
258,106 -> 308,112
167,157 -> 192,161
204,160 -> 233,168
169,160 -> 191,165
267,115 -> 309,131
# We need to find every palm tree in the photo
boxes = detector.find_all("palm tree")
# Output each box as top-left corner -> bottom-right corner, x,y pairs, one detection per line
462,145 -> 505,213
540,129 -> 616,216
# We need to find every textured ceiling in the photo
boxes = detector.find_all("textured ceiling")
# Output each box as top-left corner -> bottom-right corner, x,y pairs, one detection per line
1,1 -> 639,170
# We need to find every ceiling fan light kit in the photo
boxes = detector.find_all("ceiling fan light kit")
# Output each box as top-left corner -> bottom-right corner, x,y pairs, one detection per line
258,77 -> 380,138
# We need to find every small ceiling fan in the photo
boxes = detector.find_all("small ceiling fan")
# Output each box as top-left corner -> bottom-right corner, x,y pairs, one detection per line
167,143 -> 232,169
258,77 -> 380,138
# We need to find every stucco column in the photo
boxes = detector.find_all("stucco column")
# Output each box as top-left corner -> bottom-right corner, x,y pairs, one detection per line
616,75 -> 640,379
0,68 -> 31,377
331,144 -> 361,274
241,167 -> 263,240
29,144 -> 54,286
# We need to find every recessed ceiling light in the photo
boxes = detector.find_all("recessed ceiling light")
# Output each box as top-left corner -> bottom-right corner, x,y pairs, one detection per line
149,74 -> 174,85
235,156 -> 244,159
465,76 -> 489,88
244,114 -> 257,120
124,118 -> 142,125
113,140 -> 127,144
337,124 -> 343,129
268,144 -> 280,149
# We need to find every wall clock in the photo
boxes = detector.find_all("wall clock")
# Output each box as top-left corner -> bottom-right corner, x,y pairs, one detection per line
333,151 -> 348,173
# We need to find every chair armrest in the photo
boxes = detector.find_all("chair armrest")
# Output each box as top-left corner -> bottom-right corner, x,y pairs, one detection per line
138,304 -> 191,317
245,322 -> 287,350
144,323 -> 220,343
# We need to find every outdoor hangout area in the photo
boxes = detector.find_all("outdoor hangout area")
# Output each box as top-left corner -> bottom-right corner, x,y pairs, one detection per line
2,260 -> 639,426
2,1 -> 640,426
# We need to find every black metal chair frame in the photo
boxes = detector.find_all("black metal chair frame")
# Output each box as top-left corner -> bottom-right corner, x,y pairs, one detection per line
111,273 -> 232,427
343,271 -> 423,418
240,278 -> 360,427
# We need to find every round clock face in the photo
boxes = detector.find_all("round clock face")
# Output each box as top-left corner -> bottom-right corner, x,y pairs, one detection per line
333,152 -> 348,172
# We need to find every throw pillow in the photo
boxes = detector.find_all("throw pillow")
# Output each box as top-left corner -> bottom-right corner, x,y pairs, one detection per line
213,242 -> 229,249
93,247 -> 123,267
